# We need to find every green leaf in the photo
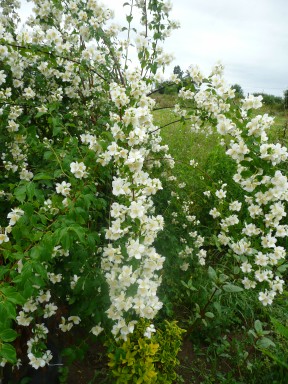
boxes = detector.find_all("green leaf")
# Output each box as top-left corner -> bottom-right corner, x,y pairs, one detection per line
33,173 -> 54,181
0,329 -> 18,342
1,286 -> 25,306
0,343 -> 17,363
233,266 -> 240,274
7,292 -> 25,306
271,317 -> 288,339
205,312 -> 215,319
44,151 -> 53,160
261,349 -> 288,369
248,329 -> 257,339
30,246 -> 41,260
33,262 -> 48,279
219,273 -> 229,283
254,320 -> 263,334
4,302 -> 16,320
14,185 -> 27,202
0,267 -> 9,280
208,266 -> 217,281
213,301 -> 222,315
54,169 -> 63,178
53,124 -> 62,136
35,111 -> 47,118
0,303 -> 7,321
126,15 -> 133,23
222,284 -> 243,293
256,337 -> 276,349
26,182 -> 36,201
277,263 -> 288,273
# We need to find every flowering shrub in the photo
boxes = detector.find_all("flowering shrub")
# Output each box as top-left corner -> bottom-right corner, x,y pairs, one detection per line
0,0 -> 287,381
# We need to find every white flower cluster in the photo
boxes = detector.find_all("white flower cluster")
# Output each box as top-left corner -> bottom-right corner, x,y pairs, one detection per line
173,66 -> 287,305
15,291 -> 57,369
96,72 -> 170,340
70,161 -> 88,179
176,72 -> 288,304
27,324 -> 53,369
223,104 -> 287,303
56,181 -> 71,196
0,104 -> 33,181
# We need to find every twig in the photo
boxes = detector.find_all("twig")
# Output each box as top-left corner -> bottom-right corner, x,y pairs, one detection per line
149,117 -> 191,133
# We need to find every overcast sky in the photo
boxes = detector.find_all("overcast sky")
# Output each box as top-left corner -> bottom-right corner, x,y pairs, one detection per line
19,0 -> 288,96
166,0 -> 288,96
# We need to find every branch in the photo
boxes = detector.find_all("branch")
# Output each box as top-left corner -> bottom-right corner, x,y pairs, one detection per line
147,74 -> 193,96
147,82 -> 176,96
149,117 -> 191,133
153,106 -> 176,111
100,31 -> 126,86
184,286 -> 219,340
124,0 -> 134,70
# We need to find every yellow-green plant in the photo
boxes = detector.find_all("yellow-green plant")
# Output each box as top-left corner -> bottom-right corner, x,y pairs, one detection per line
107,319 -> 185,384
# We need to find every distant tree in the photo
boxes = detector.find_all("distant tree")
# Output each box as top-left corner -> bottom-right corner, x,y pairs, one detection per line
253,93 -> 284,111
231,84 -> 244,98
284,89 -> 288,109
173,65 -> 184,80
158,80 -> 178,95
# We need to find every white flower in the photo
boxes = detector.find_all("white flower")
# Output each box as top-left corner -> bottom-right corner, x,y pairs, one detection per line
56,181 -> 71,196
242,277 -> 256,289
91,323 -> 104,336
23,299 -> 37,313
229,201 -> 242,211
144,324 -> 156,339
129,201 -> 145,219
23,87 -> 36,99
215,189 -> 226,199
16,311 -> 32,326
70,161 -> 87,178
70,275 -> 80,289
43,303 -> 58,318
48,273 -> 62,284
59,317 -> 73,332
37,290 -> 51,303
19,168 -> 33,181
0,358 -> 7,367
240,262 -> 252,273
28,353 -> 46,369
258,290 -> 275,306
209,208 -> 221,218
28,350 -> 52,370
7,208 -> 24,226
68,316 -> 81,324
180,262 -> 189,271
0,232 -> 9,244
